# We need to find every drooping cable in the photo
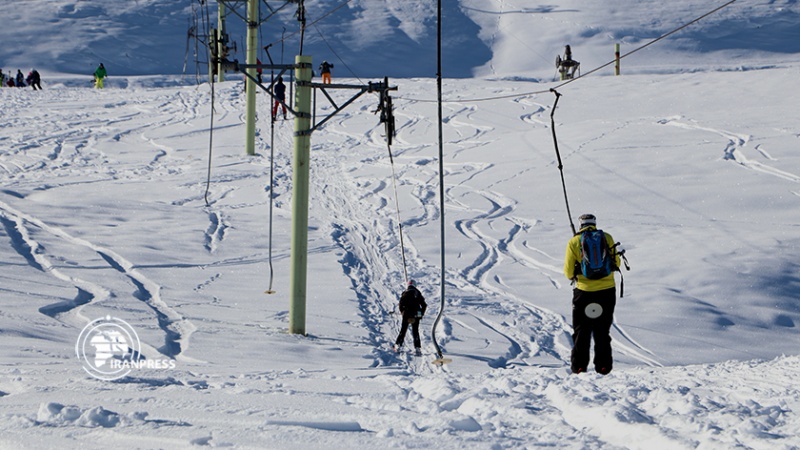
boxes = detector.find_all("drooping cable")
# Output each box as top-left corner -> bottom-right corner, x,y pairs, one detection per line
264,48 -> 277,294
203,2 -> 218,208
548,89 -> 576,235
376,86 -> 408,283
553,0 -> 739,92
204,79 -> 216,207
399,0 -> 740,104
311,23 -> 364,84
262,0 -> 353,50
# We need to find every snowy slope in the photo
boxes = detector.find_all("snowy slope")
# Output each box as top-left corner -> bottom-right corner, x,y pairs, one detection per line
1,0 -> 800,449
3,0 -> 800,78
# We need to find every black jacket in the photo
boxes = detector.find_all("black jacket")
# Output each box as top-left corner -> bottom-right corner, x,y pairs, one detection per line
399,286 -> 427,320
274,80 -> 286,101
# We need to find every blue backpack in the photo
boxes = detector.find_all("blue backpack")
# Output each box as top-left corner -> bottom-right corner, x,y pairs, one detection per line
579,230 -> 614,279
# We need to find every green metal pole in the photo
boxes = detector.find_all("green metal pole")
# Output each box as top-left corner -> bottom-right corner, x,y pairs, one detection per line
217,2 -> 226,82
289,55 -> 313,335
245,0 -> 258,156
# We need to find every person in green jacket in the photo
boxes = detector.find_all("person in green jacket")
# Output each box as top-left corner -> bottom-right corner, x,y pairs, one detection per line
563,213 -> 621,375
94,63 -> 107,89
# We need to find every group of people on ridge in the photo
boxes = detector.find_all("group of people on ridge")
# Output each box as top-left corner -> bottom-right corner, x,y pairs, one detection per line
0,63 -> 107,89
0,68 -> 41,89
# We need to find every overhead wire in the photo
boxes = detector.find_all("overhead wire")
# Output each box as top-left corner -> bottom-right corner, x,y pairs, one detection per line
544,0 -> 739,234
400,0 -> 740,104
553,0 -> 740,91
262,0 -> 353,50
311,23 -> 365,84
386,143 -> 409,284
377,86 -> 409,284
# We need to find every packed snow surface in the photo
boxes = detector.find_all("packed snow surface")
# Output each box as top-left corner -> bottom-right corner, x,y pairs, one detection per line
2,0 -> 800,449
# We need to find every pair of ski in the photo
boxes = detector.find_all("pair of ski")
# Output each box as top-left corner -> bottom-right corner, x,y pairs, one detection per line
393,345 -> 452,366
394,345 -> 422,357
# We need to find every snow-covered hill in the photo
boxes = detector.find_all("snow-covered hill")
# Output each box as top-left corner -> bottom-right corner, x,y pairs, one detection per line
3,0 -> 800,78
2,0 -> 800,448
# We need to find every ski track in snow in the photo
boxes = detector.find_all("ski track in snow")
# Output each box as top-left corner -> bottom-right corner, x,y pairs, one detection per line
0,199 -> 195,360
660,116 -> 800,183
0,88 -> 214,361
311,116 -> 432,370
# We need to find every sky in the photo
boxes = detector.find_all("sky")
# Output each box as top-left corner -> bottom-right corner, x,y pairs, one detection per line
1,0 -> 800,448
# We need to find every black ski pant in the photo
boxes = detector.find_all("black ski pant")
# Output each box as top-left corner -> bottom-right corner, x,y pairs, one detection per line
571,287 -> 616,374
395,317 -> 421,348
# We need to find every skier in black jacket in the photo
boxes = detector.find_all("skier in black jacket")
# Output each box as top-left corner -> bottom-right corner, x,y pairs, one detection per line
394,280 -> 427,355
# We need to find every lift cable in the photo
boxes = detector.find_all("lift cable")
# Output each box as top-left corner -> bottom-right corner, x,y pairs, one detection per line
377,87 -> 409,283
401,0 -> 740,104
430,0 -> 451,367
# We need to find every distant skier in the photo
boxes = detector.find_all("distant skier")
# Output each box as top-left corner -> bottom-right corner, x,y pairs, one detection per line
0,69 -> 5,87
26,69 -> 42,90
16,70 -> 25,87
94,63 -> 107,89
564,213 -> 621,375
319,60 -> 334,84
394,280 -> 427,355
271,76 -> 287,121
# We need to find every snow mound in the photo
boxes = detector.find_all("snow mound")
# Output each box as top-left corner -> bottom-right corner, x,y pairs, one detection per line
36,403 -> 146,428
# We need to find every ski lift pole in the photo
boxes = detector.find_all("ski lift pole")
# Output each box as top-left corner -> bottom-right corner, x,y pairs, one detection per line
244,0 -> 258,156
288,54 -> 313,335
549,89 -> 577,235
217,1 -> 226,82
